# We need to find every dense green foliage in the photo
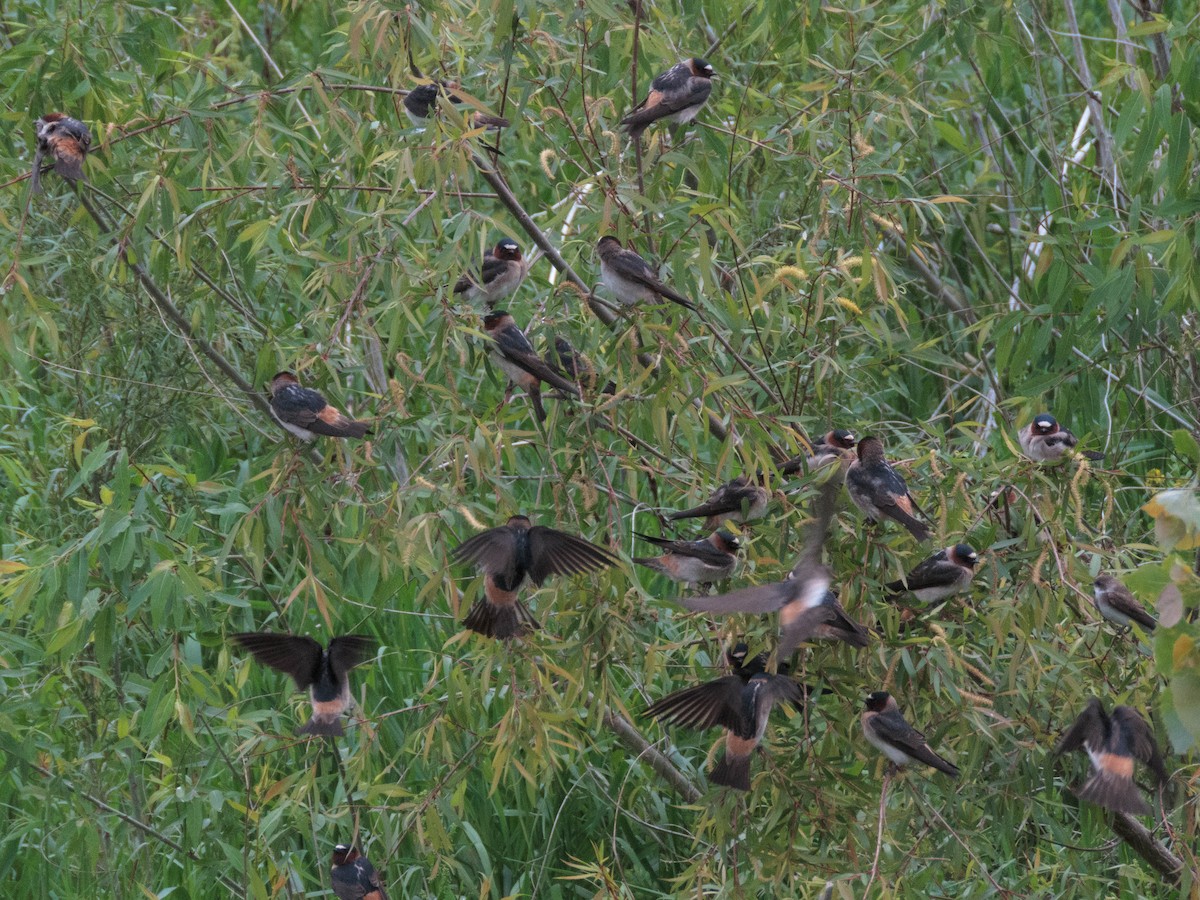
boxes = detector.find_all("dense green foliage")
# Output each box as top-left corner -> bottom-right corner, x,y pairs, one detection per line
2,0 -> 1199,896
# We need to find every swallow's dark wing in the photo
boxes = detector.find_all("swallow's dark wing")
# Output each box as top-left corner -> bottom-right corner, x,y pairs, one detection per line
679,579 -> 793,614
668,480 -> 753,520
492,327 -> 582,396
872,708 -> 958,775
608,249 -> 695,310
643,675 -> 747,733
622,64 -> 711,129
1105,586 -> 1157,630
634,533 -> 731,566
271,383 -> 327,428
333,857 -> 389,900
1112,706 -> 1168,784
231,633 -> 323,690
526,527 -> 618,585
328,635 -> 378,680
794,476 -> 840,572
1055,698 -> 1107,755
456,254 -> 509,294
451,526 -> 520,578
886,549 -> 956,593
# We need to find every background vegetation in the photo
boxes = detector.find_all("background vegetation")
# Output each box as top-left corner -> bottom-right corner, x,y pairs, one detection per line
1,0 -> 1199,896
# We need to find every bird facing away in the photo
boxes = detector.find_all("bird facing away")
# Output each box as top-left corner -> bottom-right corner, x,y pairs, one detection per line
643,670 -> 802,790
268,372 -> 373,441
845,436 -> 931,541
861,691 -> 959,777
1018,413 -> 1104,463
779,428 -> 858,476
451,515 -> 619,639
231,633 -> 377,737
552,336 -> 615,396
331,844 -> 389,900
681,478 -> 865,658
667,474 -> 769,530
595,236 -> 697,311
633,530 -> 740,585
454,239 -> 529,307
403,80 -> 510,129
886,543 -> 979,603
620,57 -> 714,139
32,113 -> 91,193
1056,698 -> 1167,815
1093,573 -> 1156,632
482,310 -> 581,422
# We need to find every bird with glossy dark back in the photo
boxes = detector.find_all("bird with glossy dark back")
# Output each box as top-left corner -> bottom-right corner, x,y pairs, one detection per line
482,311 -> 580,423
331,844 -> 389,900
886,543 -> 979,603
32,113 -> 91,194
403,80 -> 510,130
1018,413 -> 1105,463
454,239 -> 528,307
1056,698 -> 1167,815
231,633 -> 377,737
451,515 -> 618,639
552,336 -> 616,396
595,236 -> 697,311
1092,573 -> 1157,632
861,691 -> 959,777
633,530 -> 740,585
667,474 -> 769,530
845,436 -> 931,541
778,428 -> 857,476
268,372 -> 372,441
620,57 -> 714,139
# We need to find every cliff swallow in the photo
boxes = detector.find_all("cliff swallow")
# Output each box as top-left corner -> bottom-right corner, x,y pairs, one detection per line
1018,413 -> 1105,463
331,844 -> 389,900
726,641 -> 767,676
454,239 -> 529,307
268,372 -> 372,440
845,436 -> 931,541
886,543 -> 979,603
779,428 -> 857,476
595,236 -> 696,311
32,113 -> 91,194
231,633 -> 377,737
620,57 -> 714,139
403,80 -> 510,130
1056,699 -> 1167,815
1093,573 -> 1156,632
482,311 -> 580,422
553,336 -> 615,396
861,691 -> 958,777
667,474 -> 769,529
682,479 -> 864,657
643,670 -> 802,790
451,515 -> 618,639
634,530 -> 740,585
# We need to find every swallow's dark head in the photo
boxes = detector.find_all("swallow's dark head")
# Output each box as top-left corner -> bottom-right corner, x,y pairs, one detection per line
554,336 -> 574,355
714,530 -> 741,552
37,112 -> 68,133
865,691 -> 892,712
495,238 -> 521,261
270,371 -> 300,393
952,543 -> 979,568
830,428 -> 856,449
595,235 -> 622,256
332,844 -> 360,866
1031,414 -> 1059,436
505,514 -> 533,530
406,82 -> 439,107
727,642 -> 749,667
482,310 -> 510,332
856,435 -> 884,463
1094,573 -> 1119,593
690,58 -> 715,78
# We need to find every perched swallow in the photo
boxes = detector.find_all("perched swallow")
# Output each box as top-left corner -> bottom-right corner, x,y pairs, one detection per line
595,236 -> 696,311
268,372 -> 372,441
634,530 -> 740,585
644,670 -> 802,790
31,113 -> 91,194
845,436 -> 931,542
454,239 -> 529,307
451,514 -> 618,639
1018,413 -> 1104,463
231,633 -> 377,737
620,57 -> 714,139
726,641 -> 767,676
1056,699 -> 1167,815
553,336 -> 615,396
667,474 -> 769,530
1092,573 -> 1156,632
403,80 -> 510,130
331,844 -> 389,900
861,691 -> 959,777
482,311 -> 580,422
779,428 -> 857,476
886,543 -> 979,603
683,479 -> 865,657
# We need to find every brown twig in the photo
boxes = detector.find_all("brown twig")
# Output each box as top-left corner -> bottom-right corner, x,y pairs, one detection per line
601,705 -> 703,804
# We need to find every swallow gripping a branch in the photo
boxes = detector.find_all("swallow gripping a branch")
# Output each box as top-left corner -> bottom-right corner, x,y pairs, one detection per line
32,113 -> 91,193
451,515 -> 618,639
482,311 -> 581,422
454,239 -> 528,307
634,530 -> 739,585
886,544 -> 979,603
231,633 -> 377,737
1093,573 -> 1156,632
620,57 -> 714,139
1056,698 -> 1167,815
861,691 -> 959,777
331,844 -> 389,900
268,372 -> 372,440
1018,413 -> 1104,463
845,436 -> 930,541
667,475 -> 769,530
595,236 -> 697,311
